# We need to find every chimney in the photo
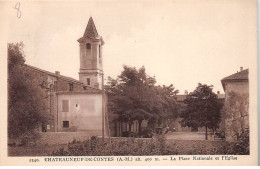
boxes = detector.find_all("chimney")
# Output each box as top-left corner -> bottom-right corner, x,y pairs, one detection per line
217,91 -> 220,94
55,71 -> 60,75
240,67 -> 243,72
184,90 -> 188,95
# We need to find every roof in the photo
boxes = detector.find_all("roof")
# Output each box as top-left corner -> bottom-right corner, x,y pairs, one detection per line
77,17 -> 105,45
175,94 -> 225,102
221,69 -> 249,90
83,17 -> 99,39
57,91 -> 102,95
221,69 -> 249,82
24,64 -> 101,91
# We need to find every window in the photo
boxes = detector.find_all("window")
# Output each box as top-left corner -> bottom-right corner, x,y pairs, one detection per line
83,86 -> 86,90
69,84 -> 73,91
99,45 -> 101,58
63,121 -> 69,128
54,81 -> 57,91
49,84 -> 54,92
62,100 -> 69,112
86,43 -> 91,49
87,78 -> 90,85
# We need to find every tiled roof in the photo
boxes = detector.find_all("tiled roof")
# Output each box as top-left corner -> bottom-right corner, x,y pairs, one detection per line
221,69 -> 249,82
83,17 -> 99,39
24,64 -> 101,91
25,64 -> 57,77
175,94 -> 225,102
221,69 -> 249,91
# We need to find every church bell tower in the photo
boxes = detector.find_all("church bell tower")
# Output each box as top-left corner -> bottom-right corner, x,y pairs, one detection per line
78,17 -> 104,89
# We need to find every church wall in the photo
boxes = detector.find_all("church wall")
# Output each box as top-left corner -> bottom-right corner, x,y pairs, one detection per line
24,66 -> 58,132
79,71 -> 102,89
56,79 -> 85,92
57,92 -> 103,135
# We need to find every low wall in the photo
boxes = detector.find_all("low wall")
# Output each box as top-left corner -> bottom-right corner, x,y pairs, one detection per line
37,131 -> 102,145
36,133 -> 232,155
166,139 -> 229,155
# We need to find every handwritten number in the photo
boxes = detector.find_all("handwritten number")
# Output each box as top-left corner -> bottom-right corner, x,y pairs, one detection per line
14,2 -> 21,18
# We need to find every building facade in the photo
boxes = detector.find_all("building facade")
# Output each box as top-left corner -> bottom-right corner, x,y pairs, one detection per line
109,93 -> 225,137
221,67 -> 249,141
24,17 -> 108,136
172,93 -> 225,133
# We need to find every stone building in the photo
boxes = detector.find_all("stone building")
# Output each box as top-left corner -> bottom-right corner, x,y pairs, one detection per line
221,67 -> 249,141
109,92 -> 225,137
172,93 -> 225,132
24,17 -> 108,136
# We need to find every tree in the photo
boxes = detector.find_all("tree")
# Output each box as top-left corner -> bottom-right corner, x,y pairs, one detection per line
223,91 -> 249,141
8,42 -> 48,141
180,83 -> 223,140
106,65 -> 179,136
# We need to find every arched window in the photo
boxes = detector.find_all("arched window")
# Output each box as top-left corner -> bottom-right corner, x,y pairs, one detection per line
86,43 -> 91,49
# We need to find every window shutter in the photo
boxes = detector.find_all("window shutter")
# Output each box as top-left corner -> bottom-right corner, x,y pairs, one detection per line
62,100 -> 69,112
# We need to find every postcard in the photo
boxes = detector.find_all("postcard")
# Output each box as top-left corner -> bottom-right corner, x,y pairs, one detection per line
0,0 -> 258,166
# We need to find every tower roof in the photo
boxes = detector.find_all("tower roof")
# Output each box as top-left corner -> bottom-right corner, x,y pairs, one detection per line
83,17 -> 99,39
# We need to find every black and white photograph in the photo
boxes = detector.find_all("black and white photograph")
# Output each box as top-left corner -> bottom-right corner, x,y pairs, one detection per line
0,0 -> 258,166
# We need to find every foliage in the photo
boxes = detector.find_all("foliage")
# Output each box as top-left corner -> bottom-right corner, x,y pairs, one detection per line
106,65 -> 180,134
223,91 -> 249,141
225,129 -> 249,155
51,135 -> 177,156
139,128 -> 153,138
180,83 -> 223,140
8,42 -> 48,141
9,136 -> 249,156
51,135 -> 248,156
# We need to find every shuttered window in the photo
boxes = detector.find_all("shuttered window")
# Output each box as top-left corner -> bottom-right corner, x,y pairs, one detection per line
62,100 -> 69,112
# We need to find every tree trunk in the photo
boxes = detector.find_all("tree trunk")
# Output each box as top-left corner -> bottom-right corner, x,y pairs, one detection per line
138,119 -> 143,136
205,126 -> 208,140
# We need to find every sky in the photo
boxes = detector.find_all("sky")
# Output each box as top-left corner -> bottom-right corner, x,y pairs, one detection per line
2,0 -> 257,94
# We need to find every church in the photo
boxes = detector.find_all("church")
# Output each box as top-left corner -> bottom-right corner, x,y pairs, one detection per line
25,17 -> 108,136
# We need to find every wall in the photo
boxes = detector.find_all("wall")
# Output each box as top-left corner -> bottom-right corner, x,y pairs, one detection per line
56,78 -> 85,92
25,66 -> 58,132
57,92 -> 103,134
225,82 -> 249,98
37,132 -> 101,145
79,37 -> 103,89
224,81 -> 249,141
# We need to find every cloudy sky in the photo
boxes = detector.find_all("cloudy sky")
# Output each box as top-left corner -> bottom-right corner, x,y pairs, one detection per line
3,0 -> 256,94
